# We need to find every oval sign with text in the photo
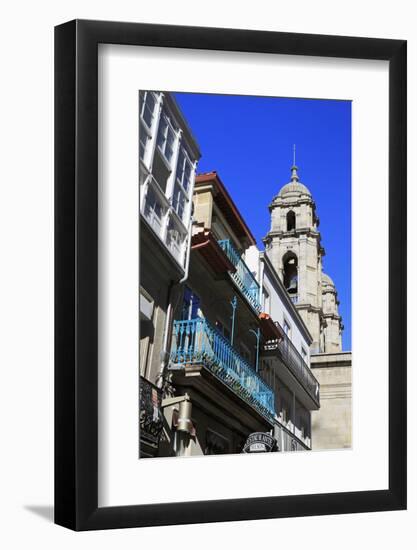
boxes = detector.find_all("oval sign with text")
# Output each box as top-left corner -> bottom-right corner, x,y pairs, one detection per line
242,432 -> 277,453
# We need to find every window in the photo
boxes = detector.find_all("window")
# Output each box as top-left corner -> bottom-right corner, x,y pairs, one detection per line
157,114 -> 175,164
215,320 -> 231,341
181,287 -> 201,320
286,210 -> 296,231
171,182 -> 187,222
239,342 -> 251,363
139,92 -> 157,162
140,91 -> 157,129
171,147 -> 193,222
139,287 -> 154,322
301,346 -> 307,363
143,186 -> 164,235
165,218 -> 184,261
284,319 -> 291,338
262,288 -> 270,313
176,148 -> 193,192
139,124 -> 148,161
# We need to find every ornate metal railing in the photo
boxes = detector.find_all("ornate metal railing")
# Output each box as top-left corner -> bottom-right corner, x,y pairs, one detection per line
263,323 -> 320,407
217,239 -> 261,312
275,420 -> 310,451
139,376 -> 164,451
171,318 -> 275,421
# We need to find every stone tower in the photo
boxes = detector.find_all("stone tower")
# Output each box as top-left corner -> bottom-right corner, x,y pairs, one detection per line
263,158 -> 343,353
321,273 -> 343,352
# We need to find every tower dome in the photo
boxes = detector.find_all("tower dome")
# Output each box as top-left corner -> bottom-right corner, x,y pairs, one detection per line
278,180 -> 311,198
322,272 -> 335,289
277,163 -> 311,198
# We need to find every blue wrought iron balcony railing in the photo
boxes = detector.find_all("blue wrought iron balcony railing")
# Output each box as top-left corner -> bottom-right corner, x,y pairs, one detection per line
170,318 -> 275,421
217,239 -> 261,312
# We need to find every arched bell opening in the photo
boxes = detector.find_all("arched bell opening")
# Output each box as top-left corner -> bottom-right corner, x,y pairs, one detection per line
283,252 -> 298,295
286,210 -> 296,231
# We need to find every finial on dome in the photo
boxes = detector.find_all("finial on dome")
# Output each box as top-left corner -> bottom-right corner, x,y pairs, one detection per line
291,144 -> 299,182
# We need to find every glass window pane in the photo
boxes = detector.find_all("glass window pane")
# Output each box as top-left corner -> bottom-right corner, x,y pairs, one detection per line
165,128 -> 175,162
141,92 -> 156,128
183,162 -> 191,192
166,218 -> 184,261
157,117 -> 167,148
139,125 -> 148,160
176,151 -> 185,183
172,183 -> 188,221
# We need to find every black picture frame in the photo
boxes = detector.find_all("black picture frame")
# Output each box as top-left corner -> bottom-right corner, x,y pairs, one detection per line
55,19 -> 407,531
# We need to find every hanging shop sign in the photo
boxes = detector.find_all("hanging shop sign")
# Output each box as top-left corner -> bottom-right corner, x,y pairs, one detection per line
242,432 -> 277,453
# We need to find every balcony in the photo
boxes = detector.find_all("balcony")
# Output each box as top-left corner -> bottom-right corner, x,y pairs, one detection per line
141,174 -> 188,267
275,420 -> 310,452
170,318 -> 275,421
139,376 -> 164,457
263,323 -> 320,409
217,239 -> 261,312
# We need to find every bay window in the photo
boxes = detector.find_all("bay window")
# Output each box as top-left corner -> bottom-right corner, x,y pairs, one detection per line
157,114 -> 175,164
139,91 -> 157,162
165,217 -> 185,262
139,128 -> 148,161
172,147 -> 193,222
140,91 -> 156,129
171,184 -> 187,221
176,149 -> 192,192
143,186 -> 164,235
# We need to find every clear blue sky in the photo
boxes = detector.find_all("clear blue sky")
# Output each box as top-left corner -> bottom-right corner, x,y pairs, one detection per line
174,93 -> 352,351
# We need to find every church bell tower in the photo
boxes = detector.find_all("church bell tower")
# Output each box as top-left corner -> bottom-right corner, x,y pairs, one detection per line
263,151 -> 343,353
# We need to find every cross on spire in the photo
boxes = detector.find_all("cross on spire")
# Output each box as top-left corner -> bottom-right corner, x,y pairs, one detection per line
291,144 -> 299,182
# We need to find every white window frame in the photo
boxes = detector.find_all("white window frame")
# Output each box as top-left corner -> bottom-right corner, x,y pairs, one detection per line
139,90 -> 157,131
301,346 -> 308,364
262,287 -> 271,314
142,182 -> 167,236
165,214 -> 187,262
157,112 -> 176,165
283,318 -> 292,338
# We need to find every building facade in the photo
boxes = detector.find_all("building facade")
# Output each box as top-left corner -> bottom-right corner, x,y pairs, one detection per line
139,91 -> 201,457
157,172 -> 320,456
246,248 -> 319,451
263,161 -> 352,450
159,171 -> 276,456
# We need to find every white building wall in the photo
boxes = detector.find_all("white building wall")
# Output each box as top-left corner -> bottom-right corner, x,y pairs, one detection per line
263,267 -> 310,362
245,245 -> 311,363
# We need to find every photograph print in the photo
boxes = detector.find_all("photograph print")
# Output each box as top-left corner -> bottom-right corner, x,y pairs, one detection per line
139,90 -> 351,458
